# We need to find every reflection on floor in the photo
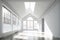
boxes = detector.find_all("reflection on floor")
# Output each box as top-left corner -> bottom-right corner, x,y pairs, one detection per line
13,30 -> 53,40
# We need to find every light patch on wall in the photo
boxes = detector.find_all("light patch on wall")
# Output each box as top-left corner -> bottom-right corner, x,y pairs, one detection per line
44,21 -> 53,39
24,2 -> 36,13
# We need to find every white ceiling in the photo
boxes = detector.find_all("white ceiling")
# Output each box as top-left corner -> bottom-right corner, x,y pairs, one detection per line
4,0 -> 55,18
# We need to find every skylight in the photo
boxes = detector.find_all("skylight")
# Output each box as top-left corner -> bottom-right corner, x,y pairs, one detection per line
24,2 -> 35,13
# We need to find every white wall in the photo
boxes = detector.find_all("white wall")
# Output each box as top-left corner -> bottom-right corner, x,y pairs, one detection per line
44,0 -> 60,38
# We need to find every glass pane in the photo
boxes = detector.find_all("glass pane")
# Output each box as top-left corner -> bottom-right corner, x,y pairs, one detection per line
12,14 -> 16,25
2,7 -> 11,24
27,21 -> 33,30
18,20 -> 21,30
23,21 -> 27,29
24,2 -> 35,12
34,21 -> 39,30
23,21 -> 26,25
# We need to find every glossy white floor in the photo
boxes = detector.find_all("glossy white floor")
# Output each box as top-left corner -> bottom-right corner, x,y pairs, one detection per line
13,30 -> 53,40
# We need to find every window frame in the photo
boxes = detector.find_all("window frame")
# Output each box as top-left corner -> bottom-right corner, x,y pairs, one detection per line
23,17 -> 39,31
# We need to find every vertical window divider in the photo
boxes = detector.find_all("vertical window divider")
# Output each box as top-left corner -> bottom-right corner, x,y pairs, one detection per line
26,20 -> 27,30
32,20 -> 33,30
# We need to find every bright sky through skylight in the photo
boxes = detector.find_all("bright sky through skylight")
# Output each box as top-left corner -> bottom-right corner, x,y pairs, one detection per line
24,2 -> 35,13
